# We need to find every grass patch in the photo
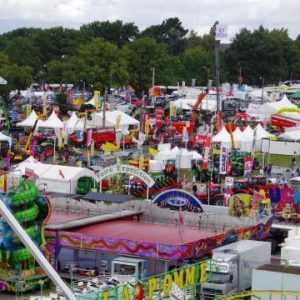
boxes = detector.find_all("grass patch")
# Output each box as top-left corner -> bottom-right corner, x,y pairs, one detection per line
255,152 -> 300,168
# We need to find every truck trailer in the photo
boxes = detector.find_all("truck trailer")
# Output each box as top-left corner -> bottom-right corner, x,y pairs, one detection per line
203,240 -> 271,299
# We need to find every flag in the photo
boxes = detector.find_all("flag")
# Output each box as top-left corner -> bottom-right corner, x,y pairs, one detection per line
115,114 -> 121,131
59,169 -> 65,179
202,135 -> 211,170
86,129 -> 93,147
91,140 -> 95,156
219,146 -> 229,175
149,147 -> 159,157
139,155 -> 144,169
144,119 -> 150,137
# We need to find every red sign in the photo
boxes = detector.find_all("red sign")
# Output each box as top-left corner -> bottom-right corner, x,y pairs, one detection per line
202,135 -> 211,170
244,155 -> 253,176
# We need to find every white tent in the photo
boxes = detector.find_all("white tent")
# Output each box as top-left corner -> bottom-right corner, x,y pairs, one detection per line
64,112 -> 84,133
14,159 -> 97,194
0,132 -> 12,147
240,126 -> 254,152
233,127 -> 244,148
38,111 -> 64,129
191,151 -> 202,160
172,98 -> 195,110
280,130 -> 300,141
212,127 -> 232,149
154,146 -> 201,169
16,110 -> 38,127
0,76 -> 7,85
88,110 -> 139,131
263,95 -> 297,118
254,124 -> 272,151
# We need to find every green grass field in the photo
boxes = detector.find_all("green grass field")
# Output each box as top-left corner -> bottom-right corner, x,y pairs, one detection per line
255,152 -> 300,168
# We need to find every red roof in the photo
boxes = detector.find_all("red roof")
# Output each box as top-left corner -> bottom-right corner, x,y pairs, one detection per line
71,220 -> 221,246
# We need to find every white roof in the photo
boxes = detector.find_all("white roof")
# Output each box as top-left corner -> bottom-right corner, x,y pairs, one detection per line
16,110 -> 38,127
212,127 -> 231,143
90,110 -> 139,129
264,95 -> 297,115
38,111 -> 64,129
64,112 -> 84,131
255,124 -> 271,140
280,129 -> 300,140
0,132 -> 12,146
14,157 -> 96,181
0,76 -> 7,85
191,151 -> 202,160
233,127 -> 244,142
242,125 -> 254,141
172,98 -> 195,110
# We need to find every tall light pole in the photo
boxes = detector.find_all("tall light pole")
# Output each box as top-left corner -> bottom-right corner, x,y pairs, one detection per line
151,67 -> 155,87
214,21 -> 221,113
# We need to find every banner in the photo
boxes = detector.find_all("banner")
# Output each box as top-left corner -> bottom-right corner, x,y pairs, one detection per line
86,129 -> 93,147
86,260 -> 208,300
202,136 -> 211,170
76,130 -> 84,143
244,155 -> 253,176
0,175 -> 6,193
170,103 -> 177,118
215,24 -> 228,41
219,146 -> 229,175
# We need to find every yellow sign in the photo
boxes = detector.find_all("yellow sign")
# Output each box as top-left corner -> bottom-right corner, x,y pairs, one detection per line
148,147 -> 159,157
94,90 -> 101,110
115,114 -> 121,131
144,119 -> 150,137
102,142 -> 119,154
94,261 -> 208,300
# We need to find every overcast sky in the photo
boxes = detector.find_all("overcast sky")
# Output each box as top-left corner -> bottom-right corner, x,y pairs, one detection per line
0,0 -> 299,39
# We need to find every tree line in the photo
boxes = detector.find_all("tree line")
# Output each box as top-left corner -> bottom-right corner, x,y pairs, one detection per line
0,18 -> 300,96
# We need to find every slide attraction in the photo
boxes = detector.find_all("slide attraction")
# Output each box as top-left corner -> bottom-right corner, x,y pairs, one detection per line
0,180 -> 50,293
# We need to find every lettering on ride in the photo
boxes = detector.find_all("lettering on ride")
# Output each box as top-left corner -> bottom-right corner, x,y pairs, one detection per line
96,261 -> 208,300
98,164 -> 155,187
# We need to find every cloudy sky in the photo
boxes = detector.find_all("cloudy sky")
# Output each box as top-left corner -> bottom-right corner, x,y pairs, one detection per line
0,0 -> 299,39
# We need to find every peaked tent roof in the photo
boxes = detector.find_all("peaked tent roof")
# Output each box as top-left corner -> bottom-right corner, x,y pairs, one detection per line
212,127 -> 231,143
0,132 -> 12,146
280,129 -> 300,140
233,127 -> 244,142
255,124 -> 272,140
64,112 -> 84,131
16,110 -> 38,127
242,125 -> 254,141
38,111 -> 64,129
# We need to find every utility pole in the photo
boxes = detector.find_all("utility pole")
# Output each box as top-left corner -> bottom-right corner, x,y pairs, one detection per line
214,21 -> 221,113
152,67 -> 155,87
102,88 -> 107,128
261,76 -> 265,103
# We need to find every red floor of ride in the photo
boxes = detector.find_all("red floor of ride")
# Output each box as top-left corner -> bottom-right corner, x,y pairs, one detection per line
70,220 -> 222,245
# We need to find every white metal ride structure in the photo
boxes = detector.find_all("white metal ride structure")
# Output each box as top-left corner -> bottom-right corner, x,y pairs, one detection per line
0,197 -> 77,300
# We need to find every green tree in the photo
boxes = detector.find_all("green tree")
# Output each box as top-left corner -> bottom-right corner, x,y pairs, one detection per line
180,47 -> 213,85
224,26 -> 300,84
32,27 -> 86,65
80,20 -> 139,47
0,52 -> 33,97
65,38 -> 128,90
141,17 -> 188,54
5,37 -> 41,71
123,37 -> 176,93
